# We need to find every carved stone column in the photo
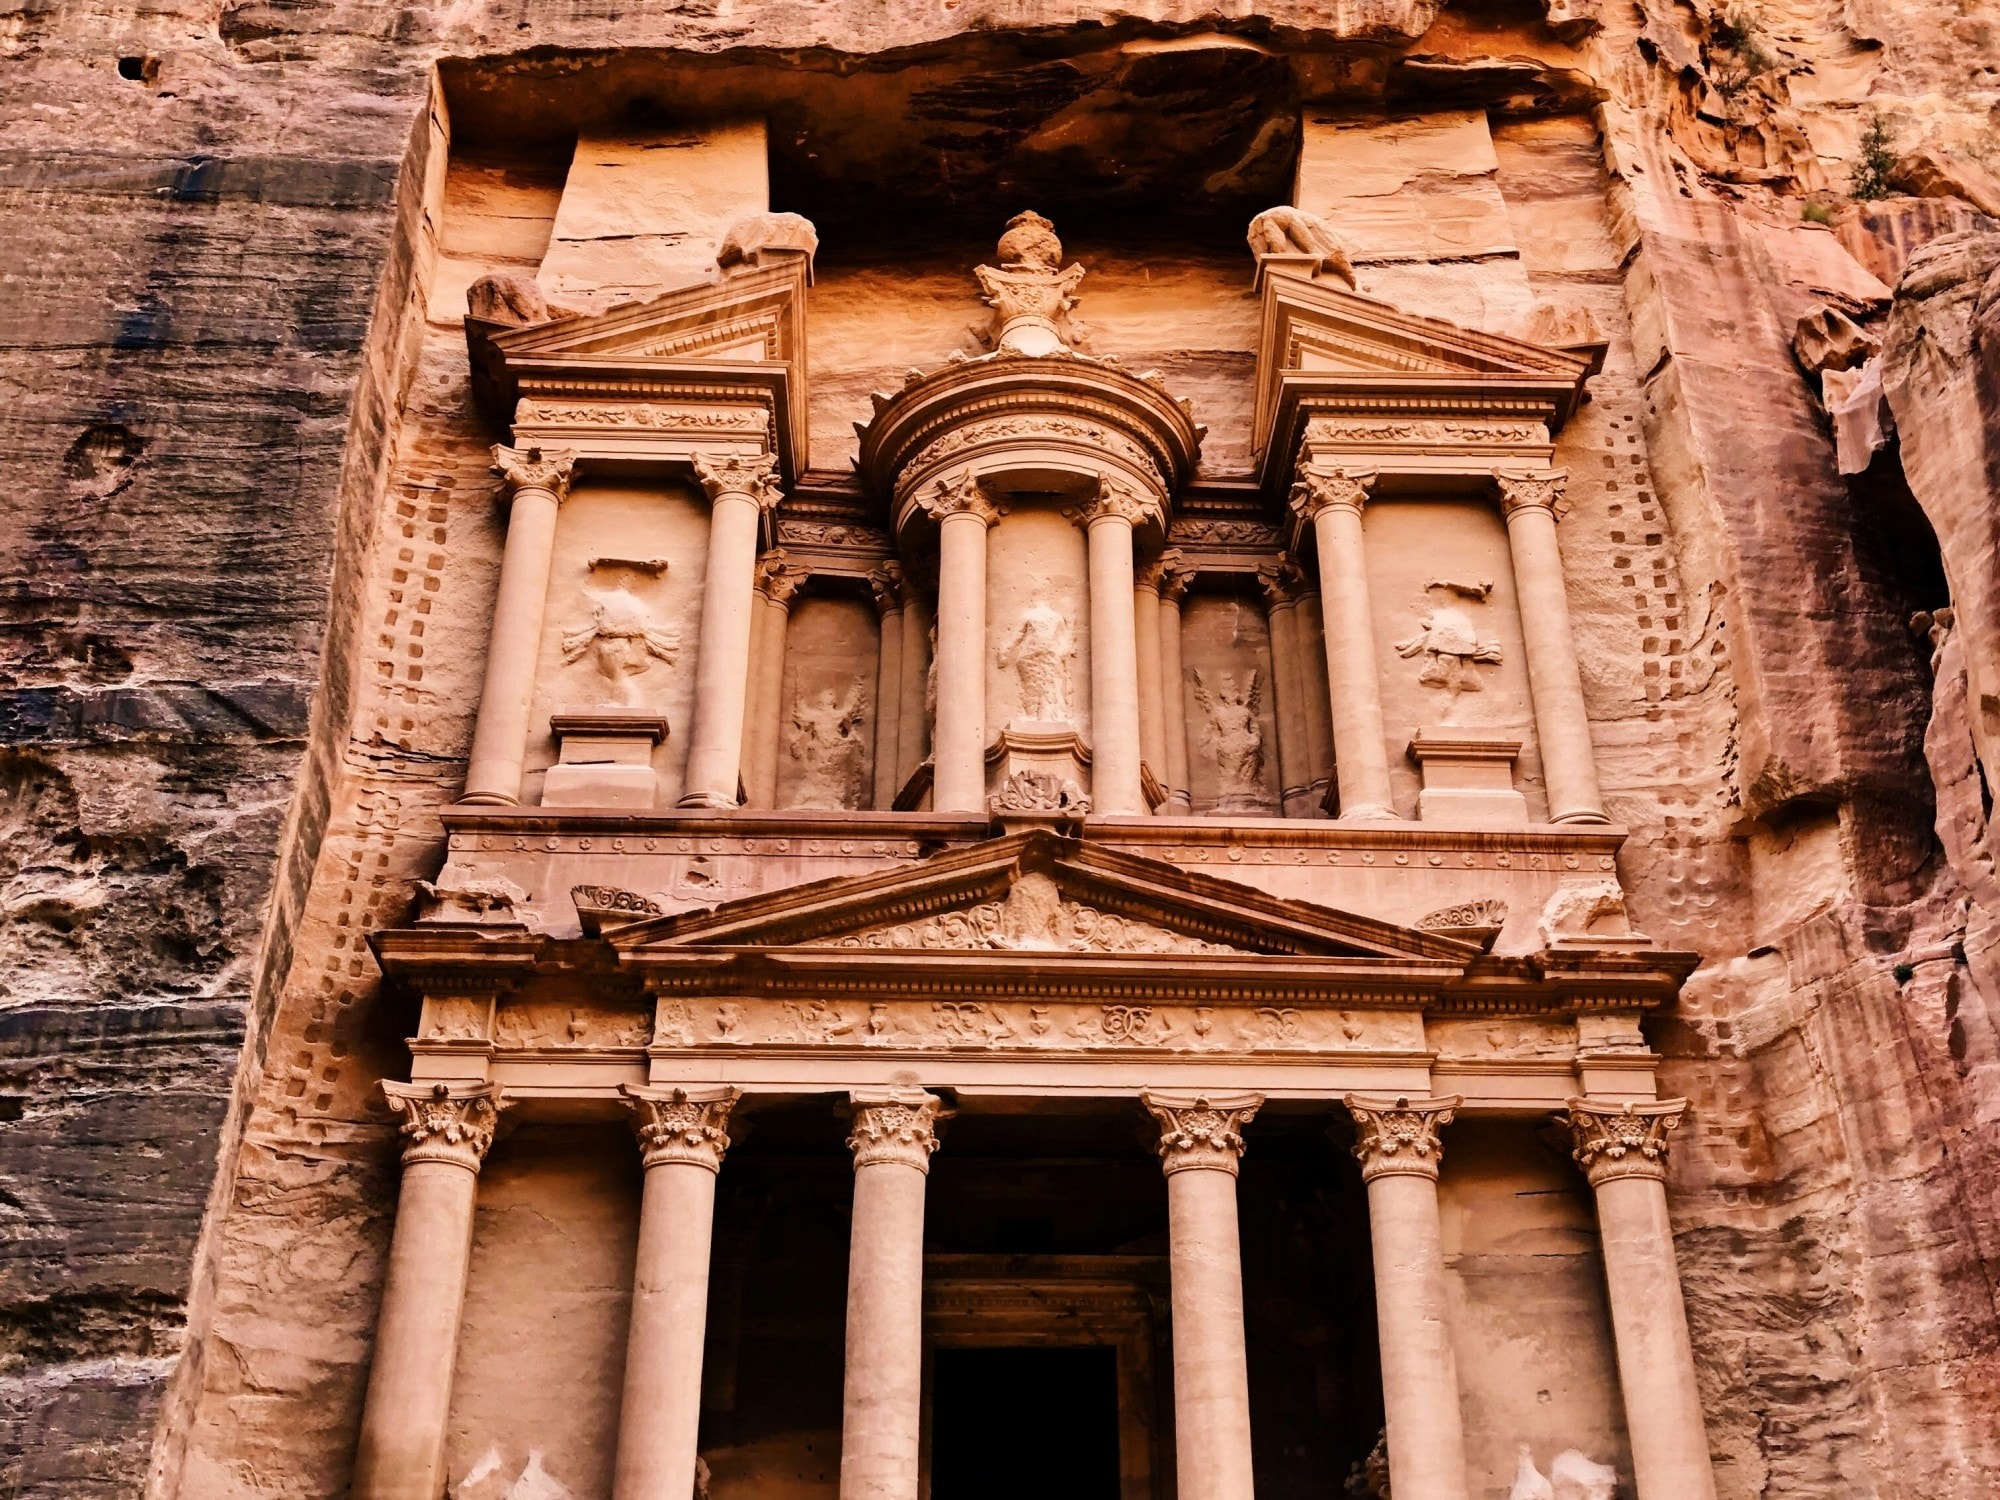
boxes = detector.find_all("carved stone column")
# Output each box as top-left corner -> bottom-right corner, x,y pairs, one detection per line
1566,1099 -> 1716,1500
1158,560 -> 1194,813
463,446 -> 576,805
840,1089 -> 944,1500
1294,587 -> 1334,812
869,563 -> 906,811
1290,466 -> 1397,820
1142,1090 -> 1262,1500
926,476 -> 999,814
1343,1095 -> 1471,1500
1134,555 -> 1168,808
1083,481 -> 1150,817
351,1083 -> 506,1500
681,453 -> 781,808
1258,561 -> 1314,818
612,1086 -> 738,1500
744,552 -> 808,809
1498,471 -> 1607,824
895,577 -> 932,799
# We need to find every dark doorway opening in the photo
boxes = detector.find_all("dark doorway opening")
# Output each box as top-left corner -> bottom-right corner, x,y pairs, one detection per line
930,1346 -> 1121,1499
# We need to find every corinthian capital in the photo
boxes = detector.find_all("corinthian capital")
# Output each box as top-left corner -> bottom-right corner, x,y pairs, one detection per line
1079,475 -> 1156,529
624,1084 -> 738,1172
693,452 -> 782,508
1343,1094 -> 1459,1182
868,561 -> 907,617
1256,559 -> 1306,609
1289,464 -> 1377,520
1496,468 -> 1572,521
491,444 -> 577,500
921,472 -> 1001,527
1157,551 -> 1194,605
382,1081 -> 506,1171
1143,1089 -> 1262,1176
755,549 -> 810,606
1566,1097 -> 1686,1185
847,1088 -> 945,1173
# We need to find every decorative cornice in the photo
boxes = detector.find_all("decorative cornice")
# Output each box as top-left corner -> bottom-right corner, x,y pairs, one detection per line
847,1088 -> 945,1172
921,472 -> 1002,527
491,444 -> 577,500
1496,468 -> 1572,521
1343,1094 -> 1459,1181
1288,465 -> 1376,521
1143,1089 -> 1261,1176
693,452 -> 782,508
1566,1097 -> 1685,1185
623,1084 -> 738,1172
382,1081 -> 506,1171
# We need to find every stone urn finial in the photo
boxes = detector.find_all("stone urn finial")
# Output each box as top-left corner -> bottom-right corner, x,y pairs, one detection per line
976,210 -> 1086,355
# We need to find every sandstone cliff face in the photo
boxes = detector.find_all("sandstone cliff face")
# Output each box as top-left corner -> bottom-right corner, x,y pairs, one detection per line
4,0 -> 1999,1492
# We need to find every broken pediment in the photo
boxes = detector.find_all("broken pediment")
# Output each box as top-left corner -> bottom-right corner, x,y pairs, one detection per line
606,829 -> 1477,966
1252,268 -> 1598,487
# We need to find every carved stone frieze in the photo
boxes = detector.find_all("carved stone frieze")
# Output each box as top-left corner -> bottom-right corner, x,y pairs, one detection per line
847,1088 -> 945,1172
910,414 -> 1163,492
493,1001 -> 653,1051
1168,518 -> 1281,549
514,400 -> 770,433
491,443 -> 577,499
836,872 -> 1236,955
1565,1098 -> 1687,1185
776,518 -> 894,551
1343,1093 -> 1460,1181
1306,417 -> 1548,446
381,1082 -> 506,1171
623,1084 -> 738,1172
1143,1089 -> 1262,1176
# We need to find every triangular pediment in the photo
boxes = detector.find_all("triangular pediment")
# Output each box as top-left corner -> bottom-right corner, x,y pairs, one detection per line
492,256 -> 808,370
605,831 -> 1477,967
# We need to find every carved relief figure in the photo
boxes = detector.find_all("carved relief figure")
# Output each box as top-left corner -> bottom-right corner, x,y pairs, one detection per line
788,681 -> 870,810
998,603 -> 1076,723
1395,578 -> 1503,697
974,210 -> 1087,355
1509,1446 -> 1617,1500
561,586 -> 681,708
1191,668 -> 1266,811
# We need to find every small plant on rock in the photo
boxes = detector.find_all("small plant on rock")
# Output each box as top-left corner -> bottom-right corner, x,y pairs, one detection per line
1851,112 -> 1897,199
1801,200 -> 1835,224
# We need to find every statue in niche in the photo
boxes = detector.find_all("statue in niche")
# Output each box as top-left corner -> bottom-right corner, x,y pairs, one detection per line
788,681 -> 869,810
998,602 -> 1076,723
974,210 -> 1087,356
1509,1445 -> 1617,1500
561,583 -> 681,709
1192,668 -> 1267,812
1395,578 -> 1503,698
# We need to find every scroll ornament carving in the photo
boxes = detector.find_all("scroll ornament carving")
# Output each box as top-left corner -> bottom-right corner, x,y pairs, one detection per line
1566,1098 -> 1687,1185
624,1085 -> 738,1172
998,602 -> 1076,722
835,872 -> 1237,955
561,587 -> 681,706
1417,897 -> 1508,931
848,1089 -> 945,1172
1344,1094 -> 1460,1182
975,210 -> 1087,355
921,471 -> 1002,526
990,768 -> 1090,815
382,1082 -> 505,1171
1497,468 -> 1572,521
491,443 -> 576,499
1143,1090 -> 1262,1176
572,884 -> 663,917
1289,465 -> 1377,519
692,452 -> 782,508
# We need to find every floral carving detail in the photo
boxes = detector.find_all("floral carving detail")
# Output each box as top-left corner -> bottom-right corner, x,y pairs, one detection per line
1344,1094 -> 1460,1181
1143,1090 -> 1262,1176
1306,417 -> 1546,445
516,401 -> 769,431
491,444 -> 576,499
1289,464 -> 1377,519
835,874 -> 1237,955
848,1089 -> 945,1172
1496,468 -> 1572,520
382,1082 -> 505,1170
624,1085 -> 737,1171
990,768 -> 1090,815
692,452 -> 782,508
1566,1098 -> 1687,1184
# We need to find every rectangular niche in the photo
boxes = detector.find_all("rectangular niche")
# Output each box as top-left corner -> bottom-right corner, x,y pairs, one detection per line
985,505 -> 1094,743
524,479 -> 709,808
1362,498 -> 1545,821
778,593 -> 882,811
1179,589 -> 1283,817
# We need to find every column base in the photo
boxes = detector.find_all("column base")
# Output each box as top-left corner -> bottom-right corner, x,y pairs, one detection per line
1550,807 -> 1614,825
1336,804 -> 1400,822
677,790 -> 743,810
456,790 -> 521,808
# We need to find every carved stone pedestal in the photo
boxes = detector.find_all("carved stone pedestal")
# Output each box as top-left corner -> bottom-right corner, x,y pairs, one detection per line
985,722 -> 1092,822
543,714 -> 669,809
1407,731 -> 1528,827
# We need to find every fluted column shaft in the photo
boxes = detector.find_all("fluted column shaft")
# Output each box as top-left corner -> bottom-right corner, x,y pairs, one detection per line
840,1090 -> 944,1500
1259,562 -> 1313,818
463,447 -> 576,805
1085,487 -> 1148,817
351,1083 -> 506,1500
1568,1100 -> 1716,1500
681,454 -> 781,809
612,1087 -> 738,1500
1295,589 -> 1334,812
1499,471 -> 1607,823
1143,1090 -> 1262,1500
870,565 -> 906,811
1292,467 -> 1396,820
1159,565 -> 1193,813
1134,559 -> 1167,810
744,553 -> 807,809
1344,1096 -> 1470,1500
926,477 -> 998,813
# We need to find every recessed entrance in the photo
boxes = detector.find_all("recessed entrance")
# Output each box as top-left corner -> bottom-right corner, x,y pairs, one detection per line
930,1347 -> 1121,1500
